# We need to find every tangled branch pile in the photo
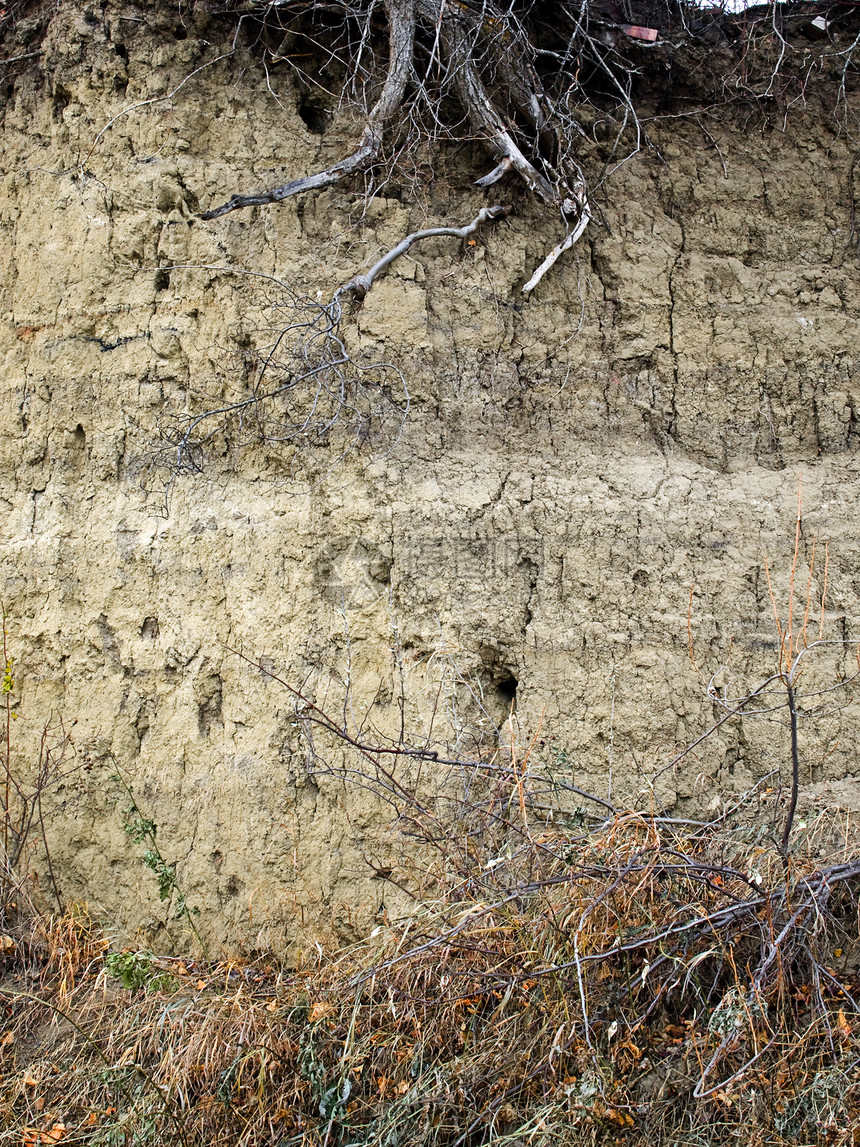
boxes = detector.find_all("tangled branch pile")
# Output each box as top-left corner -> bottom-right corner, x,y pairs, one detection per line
5,796 -> 860,1145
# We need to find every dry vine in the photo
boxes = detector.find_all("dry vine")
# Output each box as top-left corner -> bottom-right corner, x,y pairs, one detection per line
0,615 -> 77,927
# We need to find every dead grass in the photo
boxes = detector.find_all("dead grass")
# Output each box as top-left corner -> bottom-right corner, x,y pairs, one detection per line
2,790 -> 860,1147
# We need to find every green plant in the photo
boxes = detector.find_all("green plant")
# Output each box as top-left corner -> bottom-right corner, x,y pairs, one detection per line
104,949 -> 176,994
112,763 -> 205,953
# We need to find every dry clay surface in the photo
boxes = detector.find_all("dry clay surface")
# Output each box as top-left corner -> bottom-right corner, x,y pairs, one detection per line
2,2 -> 860,951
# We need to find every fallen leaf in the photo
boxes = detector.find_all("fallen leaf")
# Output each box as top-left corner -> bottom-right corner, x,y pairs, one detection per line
604,1108 -> 634,1127
308,1001 -> 335,1023
45,1125 -> 66,1142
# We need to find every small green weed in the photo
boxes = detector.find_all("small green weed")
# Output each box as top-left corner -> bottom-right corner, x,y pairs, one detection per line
111,761 -> 204,952
105,949 -> 175,993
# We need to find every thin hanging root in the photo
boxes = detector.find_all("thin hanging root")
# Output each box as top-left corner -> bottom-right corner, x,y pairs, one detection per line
200,0 -> 415,221
335,204 -> 512,302
151,207 -> 509,482
522,190 -> 592,294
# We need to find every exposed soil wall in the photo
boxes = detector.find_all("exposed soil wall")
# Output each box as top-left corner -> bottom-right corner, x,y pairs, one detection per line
2,1 -> 860,953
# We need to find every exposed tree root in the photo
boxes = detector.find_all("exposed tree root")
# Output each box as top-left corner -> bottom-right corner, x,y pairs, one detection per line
336,203 -> 512,301
201,0 -> 416,220
522,191 -> 591,293
144,0 -> 860,478
198,1 -> 860,294
201,0 -> 591,264
437,5 -> 563,207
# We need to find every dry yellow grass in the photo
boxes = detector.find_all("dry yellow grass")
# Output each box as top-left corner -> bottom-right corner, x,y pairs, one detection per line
3,793 -> 860,1147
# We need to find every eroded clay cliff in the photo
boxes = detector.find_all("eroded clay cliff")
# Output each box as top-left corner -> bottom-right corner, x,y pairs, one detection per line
2,1 -> 860,953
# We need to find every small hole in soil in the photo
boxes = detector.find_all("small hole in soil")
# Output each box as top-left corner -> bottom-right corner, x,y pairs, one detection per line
297,95 -> 327,135
494,671 -> 519,712
52,84 -> 71,121
140,616 -> 160,640
154,269 -> 170,292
